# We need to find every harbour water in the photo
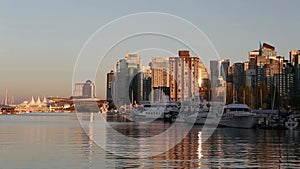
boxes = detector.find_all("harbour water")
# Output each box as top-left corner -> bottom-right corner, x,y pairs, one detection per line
1,113 -> 300,168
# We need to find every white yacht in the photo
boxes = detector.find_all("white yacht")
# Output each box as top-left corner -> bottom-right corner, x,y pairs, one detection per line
185,103 -> 257,128
130,102 -> 180,122
219,103 -> 257,128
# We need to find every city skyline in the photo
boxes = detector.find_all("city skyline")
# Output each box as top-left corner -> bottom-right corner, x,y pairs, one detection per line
2,41 -> 298,104
106,44 -> 300,110
1,1 -> 300,102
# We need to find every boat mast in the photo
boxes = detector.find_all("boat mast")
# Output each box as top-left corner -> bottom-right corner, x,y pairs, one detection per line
272,76 -> 276,110
11,96 -> 14,105
232,84 -> 235,103
260,89 -> 263,108
5,90 -> 8,105
131,90 -> 134,107
243,89 -> 245,104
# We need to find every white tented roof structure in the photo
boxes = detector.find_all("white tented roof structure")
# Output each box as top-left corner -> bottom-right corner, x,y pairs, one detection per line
36,96 -> 42,107
28,96 -> 36,106
42,96 -> 47,103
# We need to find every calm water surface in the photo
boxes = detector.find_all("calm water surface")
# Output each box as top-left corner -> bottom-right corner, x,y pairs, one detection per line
0,113 -> 300,169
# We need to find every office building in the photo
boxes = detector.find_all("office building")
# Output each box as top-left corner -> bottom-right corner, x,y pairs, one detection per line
141,66 -> 152,102
113,53 -> 142,105
74,80 -> 95,98
106,70 -> 115,101
210,59 -> 229,102
290,50 -> 300,66
151,57 -> 170,102
169,50 -> 209,101
210,59 -> 229,87
290,50 -> 300,106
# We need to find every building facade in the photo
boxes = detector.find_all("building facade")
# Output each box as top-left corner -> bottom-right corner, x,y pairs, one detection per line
106,70 -> 115,101
74,80 -> 95,98
210,59 -> 229,102
290,50 -> 300,66
141,66 -> 152,102
151,57 -> 170,102
290,50 -> 300,108
112,53 -> 142,105
169,50 -> 209,102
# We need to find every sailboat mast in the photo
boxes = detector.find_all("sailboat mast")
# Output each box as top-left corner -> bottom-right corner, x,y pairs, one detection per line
243,89 -> 245,104
11,96 -> 14,105
5,90 -> 8,105
131,90 -> 134,106
232,84 -> 235,103
260,89 -> 263,108
272,76 -> 276,110
236,91 -> 237,103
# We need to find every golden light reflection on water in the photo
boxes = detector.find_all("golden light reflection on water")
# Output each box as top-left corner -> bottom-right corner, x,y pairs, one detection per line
198,131 -> 203,165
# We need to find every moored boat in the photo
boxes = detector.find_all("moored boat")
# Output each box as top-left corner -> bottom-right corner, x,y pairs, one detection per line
130,102 -> 180,122
255,109 -> 299,130
185,103 -> 257,128
219,104 -> 257,128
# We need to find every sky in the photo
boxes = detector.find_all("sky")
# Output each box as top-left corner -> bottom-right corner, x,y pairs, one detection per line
1,0 -> 300,103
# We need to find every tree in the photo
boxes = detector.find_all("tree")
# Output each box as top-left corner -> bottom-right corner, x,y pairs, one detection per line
255,82 -> 271,109
226,83 -> 233,104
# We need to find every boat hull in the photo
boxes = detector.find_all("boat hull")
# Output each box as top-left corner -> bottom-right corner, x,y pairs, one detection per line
133,117 -> 164,123
219,116 -> 257,128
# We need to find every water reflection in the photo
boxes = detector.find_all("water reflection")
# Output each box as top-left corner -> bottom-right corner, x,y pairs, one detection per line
198,132 -> 203,166
78,112 -> 194,158
0,113 -> 300,168
108,124 -> 300,168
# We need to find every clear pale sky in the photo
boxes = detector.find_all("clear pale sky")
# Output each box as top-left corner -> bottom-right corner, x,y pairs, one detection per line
1,0 -> 299,102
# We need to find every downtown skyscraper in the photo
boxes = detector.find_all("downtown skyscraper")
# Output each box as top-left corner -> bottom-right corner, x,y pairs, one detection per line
169,50 -> 209,101
106,70 -> 115,101
290,50 -> 300,102
151,57 -> 170,102
112,53 -> 142,105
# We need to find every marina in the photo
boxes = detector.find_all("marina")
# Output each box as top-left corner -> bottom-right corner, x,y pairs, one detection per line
3,100 -> 300,131
118,102 -> 300,130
